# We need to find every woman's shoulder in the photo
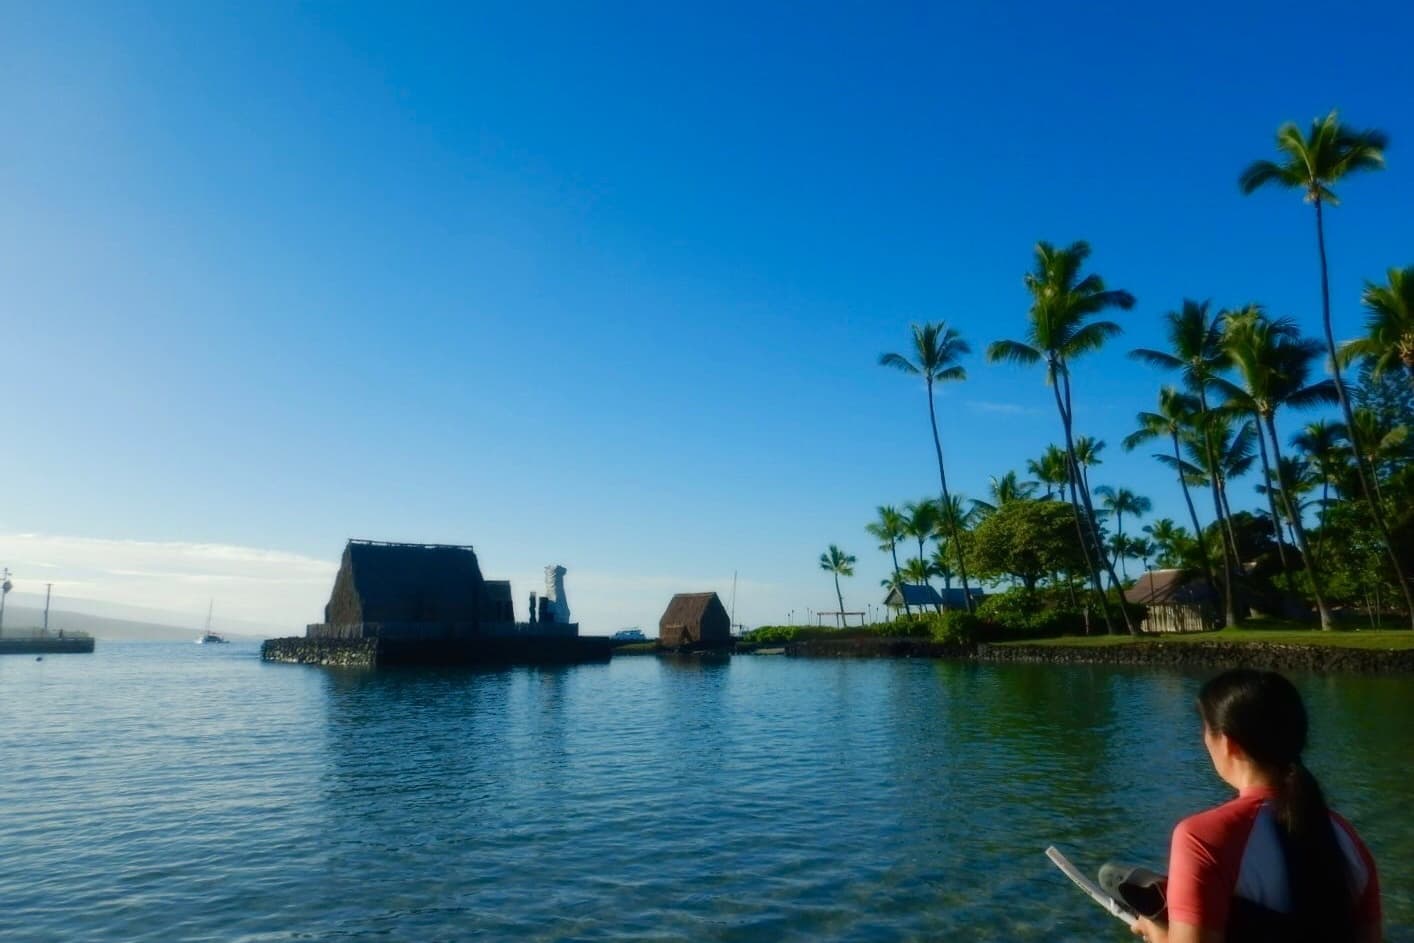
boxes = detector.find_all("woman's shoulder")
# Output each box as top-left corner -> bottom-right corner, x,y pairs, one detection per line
1174,790 -> 1270,848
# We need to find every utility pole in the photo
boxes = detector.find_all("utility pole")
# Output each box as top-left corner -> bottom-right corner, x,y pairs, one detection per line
44,583 -> 53,633
729,571 -> 737,636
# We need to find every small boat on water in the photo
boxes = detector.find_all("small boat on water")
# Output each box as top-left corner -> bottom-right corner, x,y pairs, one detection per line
196,600 -> 229,645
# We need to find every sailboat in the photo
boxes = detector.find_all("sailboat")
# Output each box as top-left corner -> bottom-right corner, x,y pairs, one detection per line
196,600 -> 229,645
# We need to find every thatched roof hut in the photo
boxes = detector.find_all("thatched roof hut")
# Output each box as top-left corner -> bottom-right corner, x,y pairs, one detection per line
658,592 -> 731,648
319,540 -> 491,634
1126,569 -> 1217,633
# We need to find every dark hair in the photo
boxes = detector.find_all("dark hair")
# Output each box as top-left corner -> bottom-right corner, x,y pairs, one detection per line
1197,669 -> 1355,941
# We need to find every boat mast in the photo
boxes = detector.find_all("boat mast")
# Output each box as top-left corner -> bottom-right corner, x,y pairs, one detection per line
730,570 -> 737,635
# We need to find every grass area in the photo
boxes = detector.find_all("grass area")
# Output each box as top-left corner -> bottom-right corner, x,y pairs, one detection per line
998,623 -> 1414,651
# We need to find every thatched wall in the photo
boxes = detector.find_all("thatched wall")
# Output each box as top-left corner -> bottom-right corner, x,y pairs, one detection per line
322,540 -> 488,627
659,592 -> 731,647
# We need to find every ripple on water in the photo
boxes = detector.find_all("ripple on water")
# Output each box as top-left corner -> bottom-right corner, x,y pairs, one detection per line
0,646 -> 1410,941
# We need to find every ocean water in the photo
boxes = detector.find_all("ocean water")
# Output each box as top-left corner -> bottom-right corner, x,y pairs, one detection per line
1,643 -> 1409,941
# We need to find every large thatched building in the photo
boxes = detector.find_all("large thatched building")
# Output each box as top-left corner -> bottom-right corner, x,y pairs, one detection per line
307,540 -> 572,641
658,592 -> 731,648
1126,569 -> 1217,633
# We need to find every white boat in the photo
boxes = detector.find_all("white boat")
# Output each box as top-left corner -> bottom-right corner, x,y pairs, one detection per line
196,600 -> 229,645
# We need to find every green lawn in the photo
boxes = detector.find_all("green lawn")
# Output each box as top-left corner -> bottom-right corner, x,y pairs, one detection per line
998,623 -> 1414,651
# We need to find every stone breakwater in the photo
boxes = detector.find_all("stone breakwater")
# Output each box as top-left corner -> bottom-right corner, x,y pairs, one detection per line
261,637 -> 379,667
774,636 -> 1414,674
976,641 -> 1414,674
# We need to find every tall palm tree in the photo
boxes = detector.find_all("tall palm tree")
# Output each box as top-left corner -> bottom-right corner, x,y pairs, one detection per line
1072,436 -> 1106,499
1123,386 -> 1215,590
880,322 -> 976,611
1239,111 -> 1413,625
929,542 -> 956,598
1131,299 -> 1242,627
1344,408 -> 1410,505
1142,518 -> 1190,569
866,505 -> 910,616
903,499 -> 940,574
819,544 -> 856,628
1344,265 -> 1414,387
900,557 -> 936,609
1027,445 -> 1069,500
1217,309 -> 1339,626
987,240 -> 1136,633
1094,486 -> 1152,582
1291,419 -> 1349,563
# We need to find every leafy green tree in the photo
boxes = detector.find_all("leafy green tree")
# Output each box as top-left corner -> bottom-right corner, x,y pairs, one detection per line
1343,265 -> 1414,386
866,505 -> 910,616
1131,299 -> 1241,626
987,240 -> 1136,632
818,544 -> 856,628
970,499 -> 1090,593
880,322 -> 976,610
1239,110 -> 1412,624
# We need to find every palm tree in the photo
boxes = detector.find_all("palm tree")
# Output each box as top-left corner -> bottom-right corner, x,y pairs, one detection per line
903,499 -> 940,574
1094,486 -> 1152,582
1131,299 -> 1242,627
1239,111 -> 1413,625
1291,419 -> 1349,563
1027,445 -> 1069,500
971,471 -> 1038,516
1142,518 -> 1191,569
987,240 -> 1136,633
1123,386 -> 1215,590
929,542 -> 956,599
880,322 -> 976,611
1344,408 -> 1410,505
866,505 -> 910,616
1217,309 -> 1339,627
1072,436 -> 1105,498
1344,265 -> 1414,387
819,544 -> 856,628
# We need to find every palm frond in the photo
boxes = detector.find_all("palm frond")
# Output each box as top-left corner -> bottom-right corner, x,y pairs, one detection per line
987,339 -> 1042,366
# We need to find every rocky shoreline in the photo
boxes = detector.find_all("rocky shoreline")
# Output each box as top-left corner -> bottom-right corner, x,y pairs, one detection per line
774,636 -> 1414,674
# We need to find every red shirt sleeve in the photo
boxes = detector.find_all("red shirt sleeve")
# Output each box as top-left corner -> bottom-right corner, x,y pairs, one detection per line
1166,817 -> 1233,930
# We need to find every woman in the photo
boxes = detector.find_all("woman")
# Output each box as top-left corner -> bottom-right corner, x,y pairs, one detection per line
1132,669 -> 1382,943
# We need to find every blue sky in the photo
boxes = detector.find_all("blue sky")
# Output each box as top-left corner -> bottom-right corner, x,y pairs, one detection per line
2,1 -> 1412,633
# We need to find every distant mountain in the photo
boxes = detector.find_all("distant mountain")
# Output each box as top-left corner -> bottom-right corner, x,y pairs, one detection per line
0,605 -> 269,642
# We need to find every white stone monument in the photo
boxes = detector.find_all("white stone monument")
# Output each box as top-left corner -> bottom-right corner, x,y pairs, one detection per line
544,564 -> 570,624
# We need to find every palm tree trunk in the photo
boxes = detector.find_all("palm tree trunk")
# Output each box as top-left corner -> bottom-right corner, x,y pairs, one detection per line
1196,393 -> 1241,627
926,380 -> 974,612
1251,410 -> 1296,595
1051,372 -> 1118,633
1116,510 -> 1128,581
1063,373 -> 1134,632
834,572 -> 845,628
1314,199 -> 1414,627
889,542 -> 911,617
1172,431 -> 1216,591
1266,413 -> 1333,629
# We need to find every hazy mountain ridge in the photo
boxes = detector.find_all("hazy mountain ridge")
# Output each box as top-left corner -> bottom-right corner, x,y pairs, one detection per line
0,605 -> 272,641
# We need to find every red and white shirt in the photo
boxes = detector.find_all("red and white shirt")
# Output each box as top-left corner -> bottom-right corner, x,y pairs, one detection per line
1166,785 -> 1381,933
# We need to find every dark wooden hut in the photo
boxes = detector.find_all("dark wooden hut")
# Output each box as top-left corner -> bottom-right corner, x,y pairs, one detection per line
658,592 -> 731,648
1125,568 -> 1217,633
884,584 -> 943,612
314,540 -> 491,638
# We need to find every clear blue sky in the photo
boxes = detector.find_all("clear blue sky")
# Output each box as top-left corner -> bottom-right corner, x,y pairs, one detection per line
3,1 -> 1412,632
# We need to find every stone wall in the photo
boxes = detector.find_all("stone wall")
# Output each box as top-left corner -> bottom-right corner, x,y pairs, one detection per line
976,641 -> 1414,674
261,637 -> 379,667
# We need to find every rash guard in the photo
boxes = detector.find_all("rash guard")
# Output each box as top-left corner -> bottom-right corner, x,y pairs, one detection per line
1166,785 -> 1381,935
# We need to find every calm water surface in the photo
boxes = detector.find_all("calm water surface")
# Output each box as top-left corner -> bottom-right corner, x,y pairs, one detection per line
1,643 -> 1409,941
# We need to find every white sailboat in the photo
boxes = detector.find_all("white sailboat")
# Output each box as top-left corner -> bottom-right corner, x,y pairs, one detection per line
196,600 -> 228,645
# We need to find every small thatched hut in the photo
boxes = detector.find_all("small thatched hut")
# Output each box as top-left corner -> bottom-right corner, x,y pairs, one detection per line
1126,569 -> 1217,633
658,592 -> 731,648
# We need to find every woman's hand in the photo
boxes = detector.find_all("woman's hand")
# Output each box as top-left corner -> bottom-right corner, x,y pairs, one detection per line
1131,915 -> 1168,943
